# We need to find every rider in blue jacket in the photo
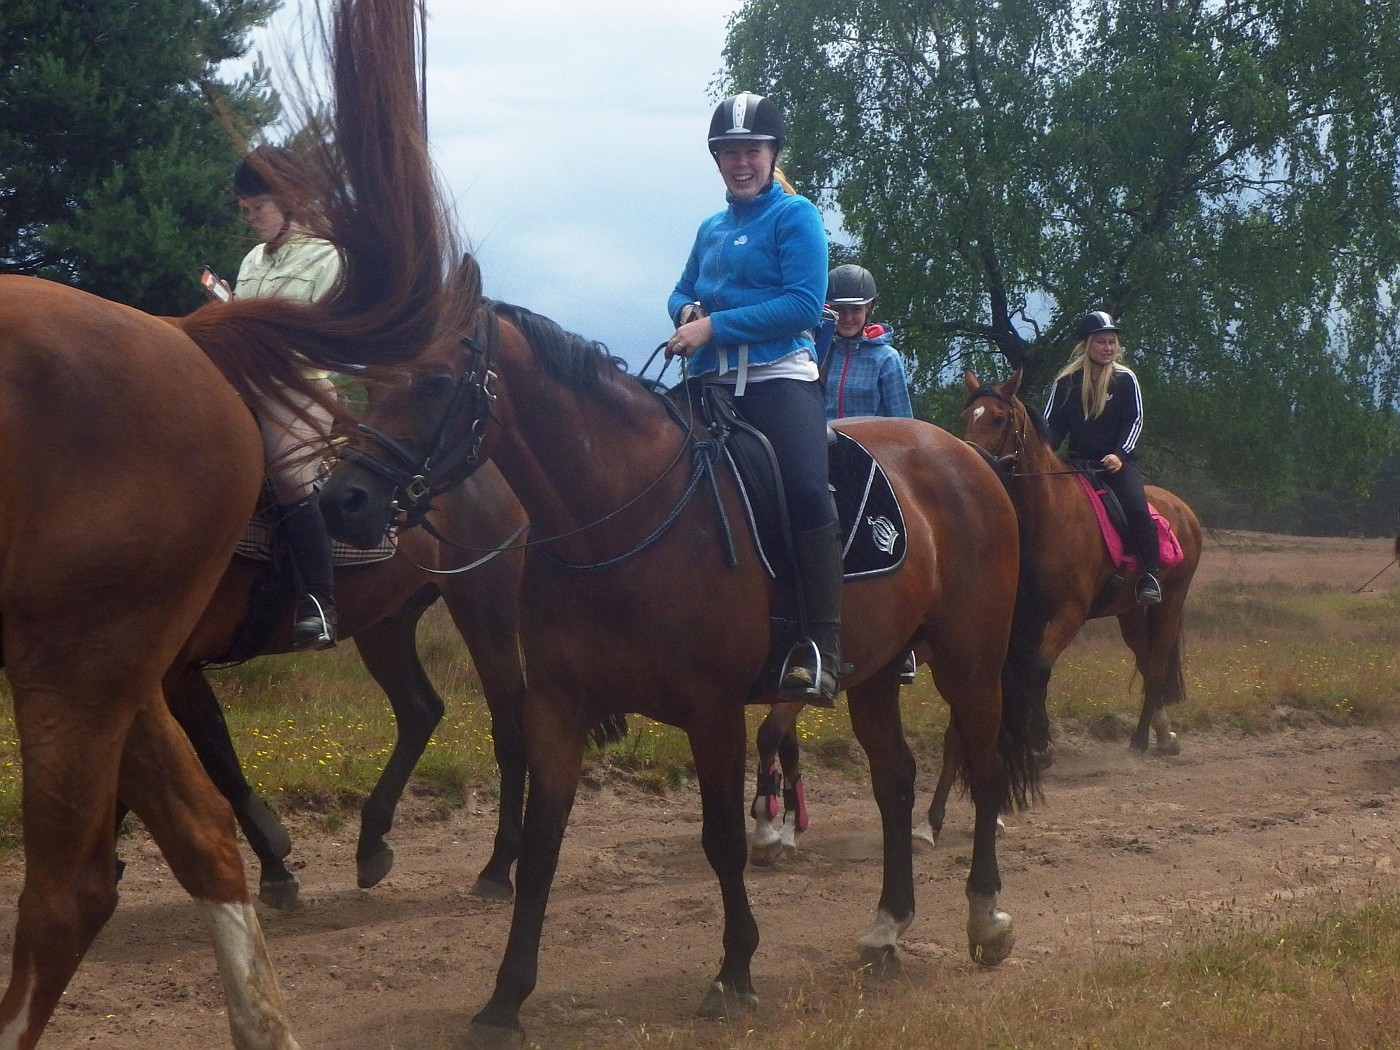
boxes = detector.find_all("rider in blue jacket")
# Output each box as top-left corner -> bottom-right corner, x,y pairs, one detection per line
666,92 -> 841,705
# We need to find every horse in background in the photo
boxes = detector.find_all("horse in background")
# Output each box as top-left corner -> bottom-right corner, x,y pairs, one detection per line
0,0 -> 467,1043
136,461 -> 529,909
321,299 -> 1042,1046
922,370 -> 1202,843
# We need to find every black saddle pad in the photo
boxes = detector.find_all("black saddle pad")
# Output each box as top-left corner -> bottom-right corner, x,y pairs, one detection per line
718,413 -> 906,581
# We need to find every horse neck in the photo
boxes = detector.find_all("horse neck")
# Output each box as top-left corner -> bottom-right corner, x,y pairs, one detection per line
488,338 -> 692,564
1010,411 -> 1080,522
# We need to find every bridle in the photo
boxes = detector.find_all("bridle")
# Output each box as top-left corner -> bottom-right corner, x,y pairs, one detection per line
963,386 -> 1027,470
341,309 -> 737,573
340,321 -> 498,533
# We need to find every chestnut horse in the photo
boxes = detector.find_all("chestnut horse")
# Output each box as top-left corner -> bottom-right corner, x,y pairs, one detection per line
922,370 -> 1203,841
146,462 -> 528,909
321,299 -> 1042,1045
0,0 -> 467,1045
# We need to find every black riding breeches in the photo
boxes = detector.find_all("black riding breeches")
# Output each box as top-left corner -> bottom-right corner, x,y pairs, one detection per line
1101,459 -> 1159,574
730,377 -> 837,531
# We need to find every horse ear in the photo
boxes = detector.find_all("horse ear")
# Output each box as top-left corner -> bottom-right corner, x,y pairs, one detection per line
964,370 -> 979,392
1004,370 -> 1023,397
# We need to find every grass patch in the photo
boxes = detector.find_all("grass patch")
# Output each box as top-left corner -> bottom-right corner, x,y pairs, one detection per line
667,895 -> 1400,1049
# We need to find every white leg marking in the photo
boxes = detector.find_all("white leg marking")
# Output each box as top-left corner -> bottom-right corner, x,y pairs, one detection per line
966,891 -> 1016,966
857,906 -> 913,952
0,970 -> 35,1050
199,900 -> 301,1050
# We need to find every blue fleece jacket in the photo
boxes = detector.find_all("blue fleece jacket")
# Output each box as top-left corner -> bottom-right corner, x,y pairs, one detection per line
668,181 -> 828,379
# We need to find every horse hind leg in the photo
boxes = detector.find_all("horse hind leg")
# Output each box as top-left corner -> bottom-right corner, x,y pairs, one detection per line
750,703 -> 801,867
119,695 -> 299,1050
0,689 -> 128,1050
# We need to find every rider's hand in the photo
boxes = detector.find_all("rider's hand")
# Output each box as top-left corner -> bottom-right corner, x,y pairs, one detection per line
667,315 -> 713,359
1101,453 -> 1123,473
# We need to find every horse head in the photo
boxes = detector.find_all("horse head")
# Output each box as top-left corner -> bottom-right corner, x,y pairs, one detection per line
960,370 -> 1029,467
323,316 -> 499,548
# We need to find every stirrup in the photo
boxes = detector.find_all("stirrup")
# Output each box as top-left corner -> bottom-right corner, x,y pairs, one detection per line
778,640 -> 838,707
1135,573 -> 1162,606
292,595 -> 337,651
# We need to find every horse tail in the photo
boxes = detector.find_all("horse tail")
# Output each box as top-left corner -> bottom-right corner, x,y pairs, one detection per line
178,0 -> 473,426
997,523 -> 1050,812
1145,603 -> 1188,708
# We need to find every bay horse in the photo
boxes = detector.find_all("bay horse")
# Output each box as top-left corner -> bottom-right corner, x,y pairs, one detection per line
923,370 -> 1203,841
0,0 -> 469,1044
321,298 -> 1042,1046
143,461 -> 529,909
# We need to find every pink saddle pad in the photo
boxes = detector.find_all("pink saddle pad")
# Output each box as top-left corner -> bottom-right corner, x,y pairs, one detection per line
1074,473 -> 1183,571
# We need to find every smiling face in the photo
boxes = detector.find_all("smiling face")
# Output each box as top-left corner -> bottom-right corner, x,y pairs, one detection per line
715,140 -> 778,200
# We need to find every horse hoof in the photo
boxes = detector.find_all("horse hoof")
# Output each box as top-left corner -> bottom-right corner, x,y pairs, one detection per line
857,945 -> 902,978
357,845 -> 395,889
749,838 -> 783,868
1034,744 -> 1055,772
259,875 -> 301,910
469,876 -> 513,901
1156,732 -> 1181,756
911,821 -> 938,849
969,927 -> 1016,966
695,980 -> 757,1019
464,1020 -> 526,1049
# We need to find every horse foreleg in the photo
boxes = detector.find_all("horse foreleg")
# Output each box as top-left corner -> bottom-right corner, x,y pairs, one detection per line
690,709 -> 759,1018
845,676 -> 916,976
776,726 -> 808,847
119,692 -> 299,1050
442,577 -> 528,901
467,698 -> 586,1048
351,592 -> 444,891
958,713 -> 1015,966
166,667 -> 299,908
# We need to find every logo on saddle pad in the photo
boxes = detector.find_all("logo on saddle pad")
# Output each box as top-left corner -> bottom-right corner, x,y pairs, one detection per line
866,515 -> 899,555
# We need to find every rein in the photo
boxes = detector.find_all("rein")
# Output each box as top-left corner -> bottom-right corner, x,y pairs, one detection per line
345,310 -> 739,574
964,386 -> 1084,479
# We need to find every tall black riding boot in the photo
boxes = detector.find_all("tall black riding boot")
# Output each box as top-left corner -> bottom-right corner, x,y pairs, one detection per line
1132,517 -> 1162,605
779,521 -> 844,707
278,496 -> 338,650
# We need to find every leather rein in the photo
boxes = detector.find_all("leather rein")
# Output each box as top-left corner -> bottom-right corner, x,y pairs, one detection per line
342,310 -> 739,573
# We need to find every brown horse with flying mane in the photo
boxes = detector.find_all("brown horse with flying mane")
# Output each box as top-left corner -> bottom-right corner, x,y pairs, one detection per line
321,298 -> 1043,1046
0,0 -> 468,1044
922,370 -> 1202,841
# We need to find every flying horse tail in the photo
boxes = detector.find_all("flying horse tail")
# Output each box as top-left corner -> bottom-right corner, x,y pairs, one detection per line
177,0 -> 472,429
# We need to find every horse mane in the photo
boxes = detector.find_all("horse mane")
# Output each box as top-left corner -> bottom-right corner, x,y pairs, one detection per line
488,301 -> 635,391
178,0 -> 473,427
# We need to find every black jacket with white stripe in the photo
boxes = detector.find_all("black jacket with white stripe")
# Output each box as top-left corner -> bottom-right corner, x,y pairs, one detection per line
1042,364 -> 1144,462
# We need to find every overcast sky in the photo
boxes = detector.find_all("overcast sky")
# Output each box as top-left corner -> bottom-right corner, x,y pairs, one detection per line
238,0 -> 755,376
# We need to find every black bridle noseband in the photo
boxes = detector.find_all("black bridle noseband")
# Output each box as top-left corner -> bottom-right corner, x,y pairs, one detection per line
963,386 -> 1027,470
341,325 -> 498,533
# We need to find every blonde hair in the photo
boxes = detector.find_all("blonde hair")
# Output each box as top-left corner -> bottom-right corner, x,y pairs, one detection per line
1052,336 -> 1122,420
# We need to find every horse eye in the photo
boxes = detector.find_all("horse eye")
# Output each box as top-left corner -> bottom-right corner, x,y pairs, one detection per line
413,372 -> 451,394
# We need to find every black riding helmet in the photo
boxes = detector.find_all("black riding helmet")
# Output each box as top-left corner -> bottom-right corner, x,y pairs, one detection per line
828,264 -> 878,306
1074,310 -> 1121,342
233,145 -> 309,200
707,92 -> 786,153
